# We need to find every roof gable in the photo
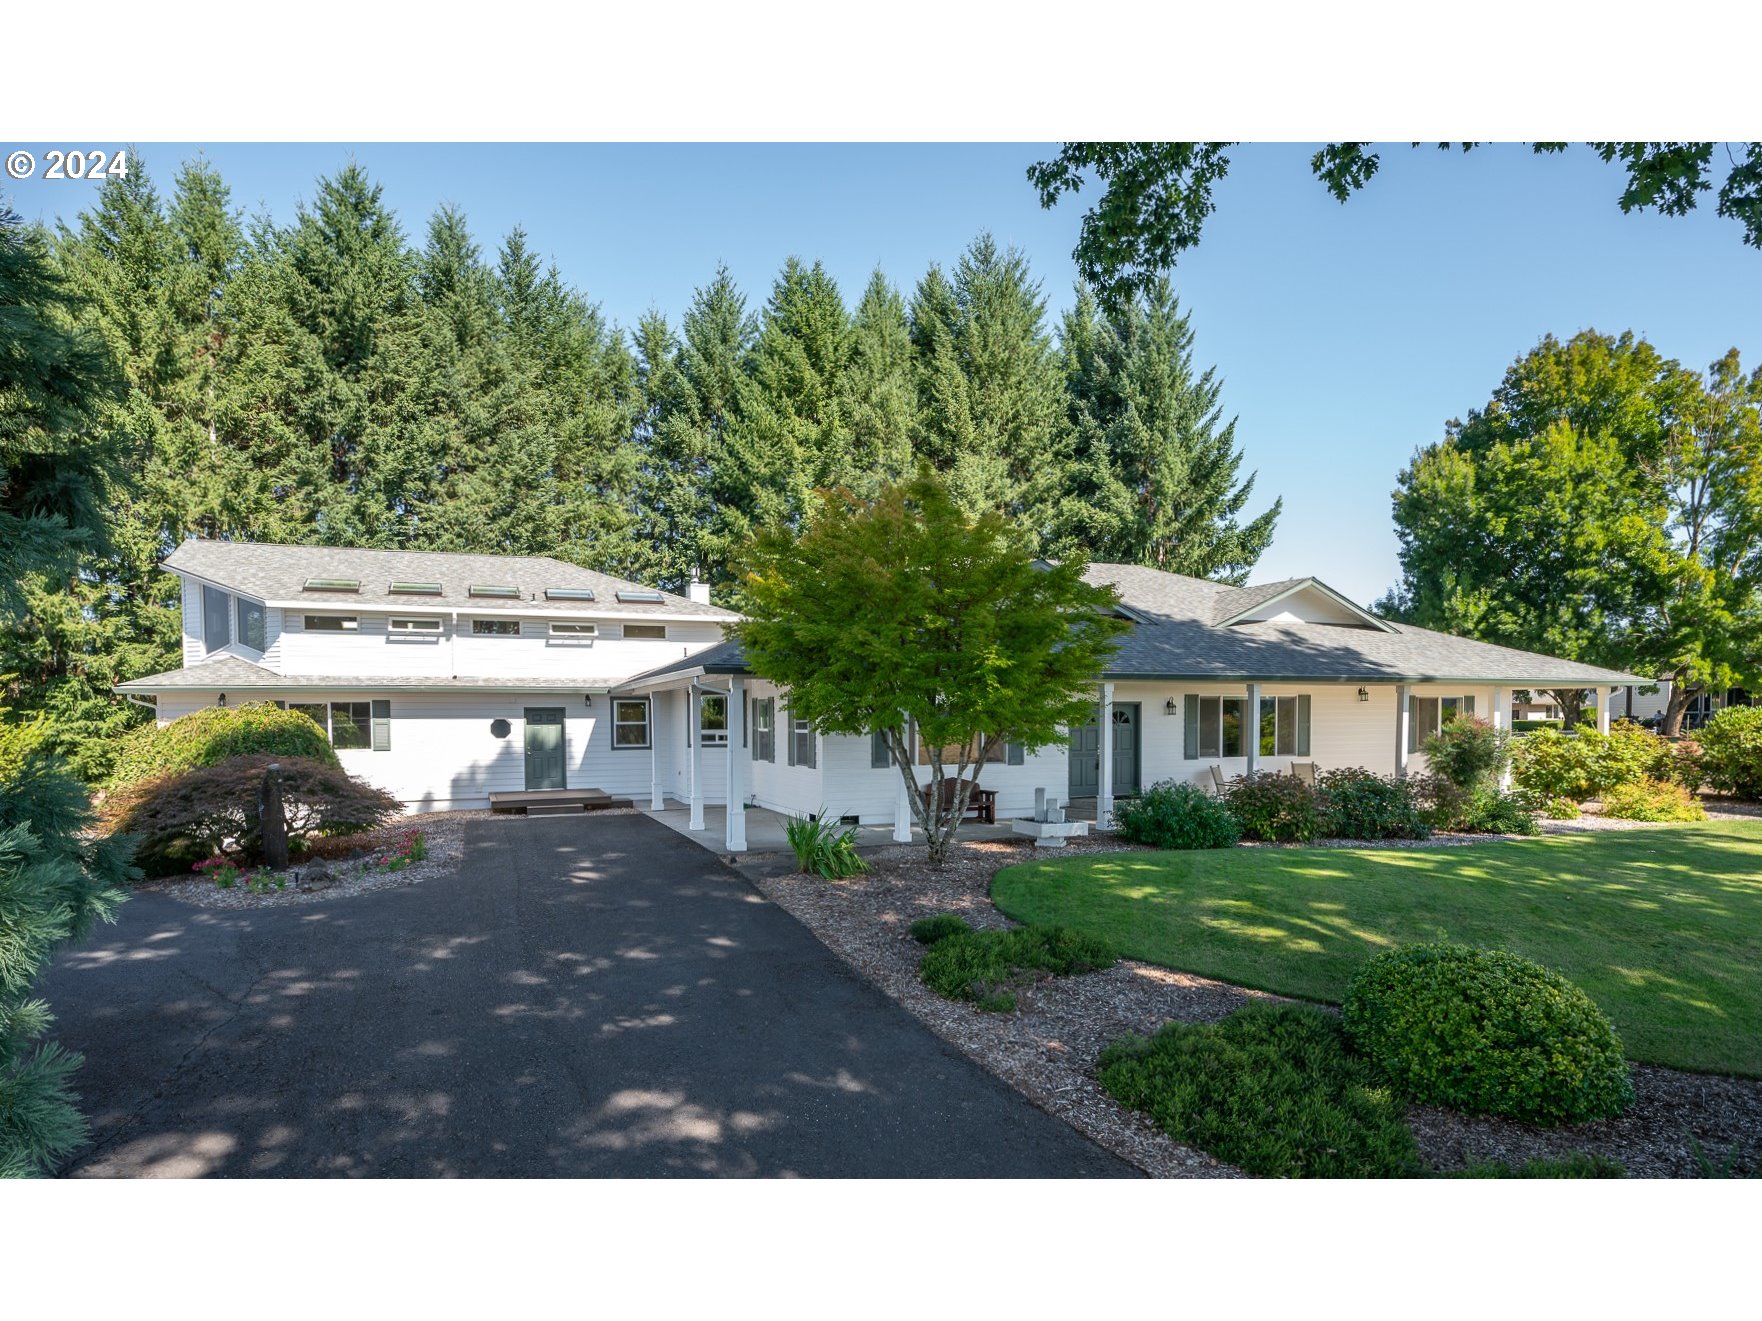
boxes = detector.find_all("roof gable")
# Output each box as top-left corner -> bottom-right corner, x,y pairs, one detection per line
1213,578 -> 1396,632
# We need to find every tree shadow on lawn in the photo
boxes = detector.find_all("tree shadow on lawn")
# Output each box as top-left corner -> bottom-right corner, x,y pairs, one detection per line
993,823 -> 1762,1077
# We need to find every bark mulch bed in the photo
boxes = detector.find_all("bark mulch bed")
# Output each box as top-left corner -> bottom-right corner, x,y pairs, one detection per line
742,834 -> 1762,1179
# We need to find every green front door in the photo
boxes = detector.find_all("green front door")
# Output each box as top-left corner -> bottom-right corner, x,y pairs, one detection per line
1067,702 -> 1141,798
524,708 -> 566,790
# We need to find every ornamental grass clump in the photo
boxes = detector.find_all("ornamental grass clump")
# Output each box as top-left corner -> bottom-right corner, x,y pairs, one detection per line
1097,1003 -> 1422,1179
1113,781 -> 1241,850
1342,943 -> 1633,1126
918,924 -> 1115,1012
783,813 -> 869,880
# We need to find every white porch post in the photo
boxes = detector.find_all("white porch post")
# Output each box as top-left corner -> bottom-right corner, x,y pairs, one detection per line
893,716 -> 914,843
1097,683 -> 1115,828
1394,683 -> 1411,778
648,693 -> 664,810
1596,686 -> 1612,735
725,679 -> 747,852
1492,687 -> 1511,789
688,687 -> 705,831
1245,682 -> 1261,777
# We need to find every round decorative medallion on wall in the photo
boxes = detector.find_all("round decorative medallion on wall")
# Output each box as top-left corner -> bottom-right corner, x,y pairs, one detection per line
490,718 -> 511,739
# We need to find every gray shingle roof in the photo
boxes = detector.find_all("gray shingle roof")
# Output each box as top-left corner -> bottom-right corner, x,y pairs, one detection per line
616,564 -> 1647,689
1082,563 -> 1646,685
118,655 -> 627,694
165,540 -> 739,620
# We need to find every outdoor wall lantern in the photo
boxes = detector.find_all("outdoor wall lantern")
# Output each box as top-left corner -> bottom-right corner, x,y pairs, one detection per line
1357,687 -> 1370,702
584,694 -> 593,706
217,693 -> 227,707
1165,697 -> 1178,715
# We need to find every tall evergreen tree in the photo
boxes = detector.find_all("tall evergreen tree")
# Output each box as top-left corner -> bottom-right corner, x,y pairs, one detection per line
1054,279 -> 1278,581
908,235 -> 1072,548
841,269 -> 918,496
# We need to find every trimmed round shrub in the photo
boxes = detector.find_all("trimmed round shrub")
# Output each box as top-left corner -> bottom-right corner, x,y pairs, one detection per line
1696,705 -> 1762,800
1342,943 -> 1633,1125
103,753 -> 402,876
107,702 -> 338,791
919,924 -> 1115,1012
1114,780 -> 1241,850
1316,767 -> 1430,840
1224,771 -> 1322,843
1600,778 -> 1706,822
909,913 -> 973,945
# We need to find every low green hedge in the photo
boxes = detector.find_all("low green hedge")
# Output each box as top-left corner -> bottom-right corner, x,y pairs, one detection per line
107,703 -> 338,791
1098,1003 -> 1422,1178
1601,778 -> 1706,822
1342,943 -> 1633,1125
918,924 -> 1115,1012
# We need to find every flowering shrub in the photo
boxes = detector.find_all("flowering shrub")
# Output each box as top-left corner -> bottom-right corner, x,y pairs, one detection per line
1224,772 -> 1323,843
366,828 -> 428,873
192,855 -> 286,892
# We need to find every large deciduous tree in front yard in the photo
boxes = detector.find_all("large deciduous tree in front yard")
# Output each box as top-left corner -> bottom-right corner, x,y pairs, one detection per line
1380,330 -> 1762,733
736,469 -> 1128,867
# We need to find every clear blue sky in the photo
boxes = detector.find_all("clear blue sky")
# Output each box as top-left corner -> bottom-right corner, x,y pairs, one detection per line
10,142 -> 1760,603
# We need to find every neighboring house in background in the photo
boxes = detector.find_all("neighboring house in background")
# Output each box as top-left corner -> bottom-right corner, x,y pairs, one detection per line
1614,680 -> 1757,731
119,544 -> 1643,849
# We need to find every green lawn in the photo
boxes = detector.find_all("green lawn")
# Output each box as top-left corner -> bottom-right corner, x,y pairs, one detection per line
992,822 -> 1762,1077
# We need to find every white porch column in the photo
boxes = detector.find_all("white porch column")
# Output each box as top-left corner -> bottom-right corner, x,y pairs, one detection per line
725,679 -> 747,852
688,687 -> 705,831
1245,682 -> 1261,777
1394,683 -> 1411,778
648,693 -> 664,810
1492,687 -> 1511,789
892,718 -> 914,843
1097,683 -> 1115,828
1596,687 -> 1612,735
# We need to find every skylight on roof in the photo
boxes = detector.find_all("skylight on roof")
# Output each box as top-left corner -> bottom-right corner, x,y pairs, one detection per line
468,584 -> 520,598
389,580 -> 443,595
615,590 -> 665,604
303,577 -> 361,592
544,587 -> 596,601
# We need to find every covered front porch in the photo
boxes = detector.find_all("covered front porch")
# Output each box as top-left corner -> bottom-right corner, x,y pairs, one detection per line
1082,679 -> 1625,826
642,798 -> 1102,857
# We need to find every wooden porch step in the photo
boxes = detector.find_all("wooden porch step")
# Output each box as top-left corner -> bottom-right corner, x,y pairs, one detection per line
489,788 -> 635,815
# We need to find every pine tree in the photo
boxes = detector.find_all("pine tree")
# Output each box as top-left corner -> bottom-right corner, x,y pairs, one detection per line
1055,278 -> 1279,581
908,235 -> 1072,548
841,269 -> 918,496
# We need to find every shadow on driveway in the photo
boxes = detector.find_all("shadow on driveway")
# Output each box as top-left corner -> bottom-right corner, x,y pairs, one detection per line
41,813 -> 1131,1177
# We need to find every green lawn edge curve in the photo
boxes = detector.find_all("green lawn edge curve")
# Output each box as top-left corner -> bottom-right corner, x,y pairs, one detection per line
991,821 -> 1762,1077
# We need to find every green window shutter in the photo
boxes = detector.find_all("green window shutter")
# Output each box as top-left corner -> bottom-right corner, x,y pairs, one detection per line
370,699 -> 391,751
1007,740 -> 1024,766
1297,695 -> 1311,756
871,729 -> 892,768
1184,695 -> 1200,759
785,704 -> 796,766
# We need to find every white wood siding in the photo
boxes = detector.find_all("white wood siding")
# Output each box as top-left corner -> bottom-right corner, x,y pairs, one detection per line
156,689 -> 667,812
1114,680 -> 1500,791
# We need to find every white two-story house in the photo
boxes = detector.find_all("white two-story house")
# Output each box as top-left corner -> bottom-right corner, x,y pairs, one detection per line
119,541 -> 741,812
120,540 -> 1643,848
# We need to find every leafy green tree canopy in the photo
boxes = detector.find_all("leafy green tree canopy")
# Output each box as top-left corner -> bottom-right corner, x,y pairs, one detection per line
1030,142 -> 1762,303
736,467 -> 1128,866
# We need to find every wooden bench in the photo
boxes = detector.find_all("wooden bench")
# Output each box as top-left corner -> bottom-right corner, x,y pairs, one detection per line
923,777 -> 998,825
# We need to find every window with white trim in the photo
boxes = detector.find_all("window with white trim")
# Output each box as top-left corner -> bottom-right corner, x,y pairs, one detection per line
288,699 -> 390,751
202,584 -> 231,652
472,619 -> 521,636
699,693 -> 728,747
234,597 -> 265,651
304,615 -> 358,631
1184,695 -> 1247,759
1257,695 -> 1312,757
612,698 -> 651,749
623,623 -> 667,640
751,697 -> 775,762
389,617 -> 443,634
549,621 -> 598,639
1409,694 -> 1476,753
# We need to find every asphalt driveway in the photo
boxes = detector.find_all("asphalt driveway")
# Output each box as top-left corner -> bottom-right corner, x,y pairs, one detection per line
41,813 -> 1130,1177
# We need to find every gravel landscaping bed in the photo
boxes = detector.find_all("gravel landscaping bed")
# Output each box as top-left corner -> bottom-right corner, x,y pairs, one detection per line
137,809 -> 488,909
746,832 -> 1762,1179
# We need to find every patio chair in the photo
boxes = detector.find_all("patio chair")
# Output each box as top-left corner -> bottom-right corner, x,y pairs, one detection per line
1290,761 -> 1318,786
1208,765 -> 1229,796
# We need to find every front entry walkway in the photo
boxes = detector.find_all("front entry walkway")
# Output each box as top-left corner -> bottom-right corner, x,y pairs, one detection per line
41,813 -> 1128,1178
